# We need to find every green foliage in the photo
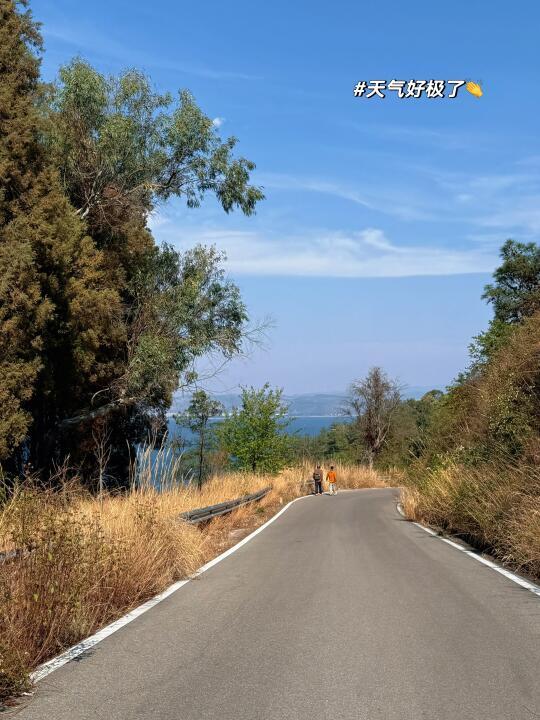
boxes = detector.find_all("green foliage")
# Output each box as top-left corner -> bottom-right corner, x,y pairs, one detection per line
0,1 -> 114,468
217,384 -> 290,473
466,240 -> 540,371
407,240 -> 540,487
0,4 -> 263,485
126,244 -> 247,411
289,421 -> 358,464
47,59 -> 264,226
0,0 -> 47,459
482,239 -> 540,325
296,389 -> 444,470
468,318 -> 513,369
174,390 -> 223,488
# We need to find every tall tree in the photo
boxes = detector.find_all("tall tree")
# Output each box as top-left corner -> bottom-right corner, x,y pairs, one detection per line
175,390 -> 223,489
38,60 -> 264,483
469,240 -> 540,369
46,60 -> 264,231
1,24 -> 264,482
217,385 -> 290,473
345,367 -> 402,468
0,0 -> 116,471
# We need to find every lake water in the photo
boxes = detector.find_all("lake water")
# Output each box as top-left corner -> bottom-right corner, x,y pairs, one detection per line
139,416 -> 351,488
166,415 -> 350,444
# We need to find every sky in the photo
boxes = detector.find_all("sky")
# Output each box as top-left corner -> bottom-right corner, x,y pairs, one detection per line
34,0 -> 540,395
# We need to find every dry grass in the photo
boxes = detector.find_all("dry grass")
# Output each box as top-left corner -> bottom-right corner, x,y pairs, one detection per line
401,462 -> 540,578
0,461 -> 385,702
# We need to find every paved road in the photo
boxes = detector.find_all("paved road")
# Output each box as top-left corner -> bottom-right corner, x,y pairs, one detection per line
15,489 -> 540,719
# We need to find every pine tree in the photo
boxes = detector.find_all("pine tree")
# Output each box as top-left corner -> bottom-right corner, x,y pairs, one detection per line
0,1 -> 119,470
0,0 -> 52,462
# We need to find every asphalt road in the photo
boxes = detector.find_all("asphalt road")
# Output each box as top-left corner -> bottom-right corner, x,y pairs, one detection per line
15,488 -> 540,719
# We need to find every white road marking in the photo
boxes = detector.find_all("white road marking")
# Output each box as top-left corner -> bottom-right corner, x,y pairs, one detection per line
396,504 -> 540,598
31,494 -> 311,684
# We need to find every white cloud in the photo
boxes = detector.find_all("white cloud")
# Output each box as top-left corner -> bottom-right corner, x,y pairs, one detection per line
423,165 -> 540,235
260,173 -> 440,222
212,117 -> 225,128
152,220 -> 498,278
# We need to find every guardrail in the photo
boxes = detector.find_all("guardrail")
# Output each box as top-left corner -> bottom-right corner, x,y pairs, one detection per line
0,547 -> 28,565
0,486 -> 273,563
179,486 -> 272,524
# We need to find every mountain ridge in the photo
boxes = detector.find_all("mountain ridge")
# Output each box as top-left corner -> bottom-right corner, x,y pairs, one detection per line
170,387 -> 439,416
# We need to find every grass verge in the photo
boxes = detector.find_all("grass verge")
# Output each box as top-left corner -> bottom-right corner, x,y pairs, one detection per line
401,462 -> 540,579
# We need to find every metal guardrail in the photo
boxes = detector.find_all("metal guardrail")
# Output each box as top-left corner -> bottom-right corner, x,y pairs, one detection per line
179,486 -> 272,524
0,547 -> 27,565
0,486 -> 273,563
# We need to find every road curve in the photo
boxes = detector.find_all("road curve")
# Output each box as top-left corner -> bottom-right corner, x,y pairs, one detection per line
14,488 -> 540,719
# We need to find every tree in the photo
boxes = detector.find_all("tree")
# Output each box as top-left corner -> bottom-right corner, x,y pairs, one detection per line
0,0 -> 52,461
468,240 -> 540,369
482,239 -> 540,325
37,60 -> 264,484
46,60 -> 264,230
175,390 -> 223,490
0,1 -> 116,473
345,368 -> 402,469
217,385 -> 290,473
0,15 -> 264,484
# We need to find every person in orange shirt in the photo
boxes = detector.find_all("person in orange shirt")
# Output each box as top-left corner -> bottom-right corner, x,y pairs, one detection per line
326,465 -> 337,495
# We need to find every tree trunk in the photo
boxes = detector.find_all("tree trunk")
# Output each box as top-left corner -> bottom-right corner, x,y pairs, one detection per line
197,432 -> 205,491
367,448 -> 374,470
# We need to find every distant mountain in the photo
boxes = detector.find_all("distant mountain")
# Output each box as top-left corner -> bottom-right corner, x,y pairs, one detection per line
170,386 -> 442,416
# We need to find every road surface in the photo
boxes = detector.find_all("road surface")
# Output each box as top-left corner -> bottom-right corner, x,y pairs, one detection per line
14,488 -> 540,719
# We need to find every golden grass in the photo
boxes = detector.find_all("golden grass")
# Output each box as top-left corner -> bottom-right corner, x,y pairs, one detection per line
401,462 -> 540,578
0,461 -> 384,702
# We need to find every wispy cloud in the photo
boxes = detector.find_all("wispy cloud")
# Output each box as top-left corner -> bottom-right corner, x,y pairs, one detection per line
429,166 -> 540,235
148,218 -> 498,278
346,122 -> 495,152
260,172 -> 440,222
43,25 -> 258,81
261,173 -> 372,209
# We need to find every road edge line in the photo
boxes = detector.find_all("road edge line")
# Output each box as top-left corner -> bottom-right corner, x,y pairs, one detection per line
396,500 -> 540,598
30,493 -> 311,684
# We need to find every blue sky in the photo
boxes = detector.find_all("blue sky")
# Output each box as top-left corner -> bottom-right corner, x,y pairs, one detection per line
35,0 -> 540,394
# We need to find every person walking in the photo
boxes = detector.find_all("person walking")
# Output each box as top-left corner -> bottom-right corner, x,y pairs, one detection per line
326,465 -> 337,495
312,464 -> 323,495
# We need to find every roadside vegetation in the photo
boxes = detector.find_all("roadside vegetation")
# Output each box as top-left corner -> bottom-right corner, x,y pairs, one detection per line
0,461 -> 384,702
0,0 -> 263,488
302,241 -> 540,579
399,241 -> 540,578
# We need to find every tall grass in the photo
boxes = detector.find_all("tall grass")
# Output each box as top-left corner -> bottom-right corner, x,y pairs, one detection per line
402,462 -> 540,577
0,460 -> 384,702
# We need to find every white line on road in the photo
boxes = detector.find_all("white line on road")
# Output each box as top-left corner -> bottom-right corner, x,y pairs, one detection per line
31,494 -> 311,684
397,502 -> 540,598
